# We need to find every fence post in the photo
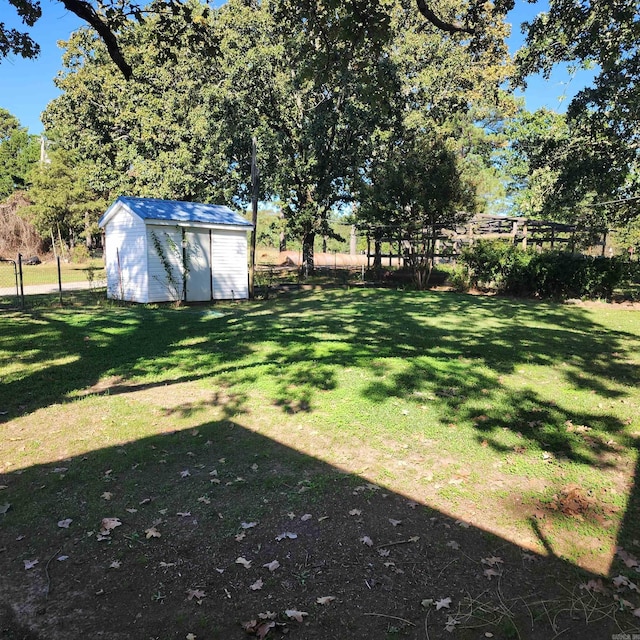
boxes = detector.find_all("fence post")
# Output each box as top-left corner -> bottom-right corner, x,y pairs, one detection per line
57,256 -> 63,305
17,253 -> 24,309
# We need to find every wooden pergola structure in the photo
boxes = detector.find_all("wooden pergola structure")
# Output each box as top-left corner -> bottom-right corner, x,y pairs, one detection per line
360,215 -> 609,269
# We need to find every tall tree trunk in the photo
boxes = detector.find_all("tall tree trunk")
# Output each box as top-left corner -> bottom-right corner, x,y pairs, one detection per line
373,234 -> 382,277
424,224 -> 436,289
279,212 -> 287,252
85,214 -> 93,249
302,231 -> 315,276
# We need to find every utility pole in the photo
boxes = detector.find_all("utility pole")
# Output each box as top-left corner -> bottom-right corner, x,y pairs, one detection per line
248,136 -> 260,299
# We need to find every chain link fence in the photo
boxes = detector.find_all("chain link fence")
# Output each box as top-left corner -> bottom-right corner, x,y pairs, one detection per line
0,254 -> 106,310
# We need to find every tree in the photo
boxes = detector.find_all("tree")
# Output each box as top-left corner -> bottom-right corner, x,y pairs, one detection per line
250,0 -> 401,273
0,0 -> 493,74
0,108 -> 40,199
515,0 -> 640,226
21,148 -> 106,251
43,3 -> 238,204
354,0 -> 512,286
498,108 -> 571,218
0,0 -> 41,59
44,0 -> 513,275
500,101 -> 639,242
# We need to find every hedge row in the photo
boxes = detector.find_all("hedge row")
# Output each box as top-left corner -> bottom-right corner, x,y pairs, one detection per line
456,240 -> 638,299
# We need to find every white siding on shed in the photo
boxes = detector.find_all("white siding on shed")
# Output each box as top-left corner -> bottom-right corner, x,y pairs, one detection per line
100,197 -> 252,303
146,225 -> 185,303
104,207 -> 149,302
212,229 -> 249,300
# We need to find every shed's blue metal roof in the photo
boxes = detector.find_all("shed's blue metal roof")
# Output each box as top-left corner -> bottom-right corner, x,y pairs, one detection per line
100,196 -> 253,228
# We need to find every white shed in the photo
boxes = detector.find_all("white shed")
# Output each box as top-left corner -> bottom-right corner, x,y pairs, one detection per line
98,196 -> 253,303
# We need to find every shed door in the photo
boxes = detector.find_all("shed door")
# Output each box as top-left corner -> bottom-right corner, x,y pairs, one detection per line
185,229 -> 212,302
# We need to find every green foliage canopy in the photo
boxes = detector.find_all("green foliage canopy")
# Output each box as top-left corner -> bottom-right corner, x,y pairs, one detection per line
0,108 -> 39,199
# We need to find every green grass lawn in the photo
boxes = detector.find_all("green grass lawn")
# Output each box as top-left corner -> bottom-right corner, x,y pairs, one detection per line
1,289 -> 639,639
16,259 -> 106,287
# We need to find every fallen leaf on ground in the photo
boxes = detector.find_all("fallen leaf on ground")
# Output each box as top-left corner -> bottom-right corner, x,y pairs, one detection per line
177,512 -> 191,517
236,556 -> 252,569
57,518 -> 72,528
349,509 -> 362,516
23,559 -> 38,570
259,612 -> 277,620
483,568 -> 500,579
180,470 -> 191,478
57,556 -> 69,562
301,514 -> 312,521
275,532 -> 297,541
145,527 -> 161,539
316,596 -> 336,605
186,634 -> 197,640
360,535 -> 373,547
126,508 -> 138,514
446,541 -> 460,550
616,546 -> 640,568
389,519 -> 402,527
235,532 -> 247,542
242,620 -> 275,638
109,560 -> 121,569
101,492 -> 112,501
580,579 -> 608,594
285,609 -> 308,623
250,578 -> 264,591
613,575 -> 639,592
186,589 -> 206,601
481,556 -> 503,566
100,517 -> 122,535
197,496 -> 211,504
435,597 -> 452,610
241,521 -> 258,529
445,615 -> 459,632
263,560 -> 280,572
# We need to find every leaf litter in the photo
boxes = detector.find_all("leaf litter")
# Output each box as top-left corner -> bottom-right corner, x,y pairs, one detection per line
3,429 -> 639,640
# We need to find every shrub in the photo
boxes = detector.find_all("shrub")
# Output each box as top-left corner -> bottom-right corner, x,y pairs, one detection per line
444,264 -> 470,292
71,244 -> 91,263
459,240 -> 634,300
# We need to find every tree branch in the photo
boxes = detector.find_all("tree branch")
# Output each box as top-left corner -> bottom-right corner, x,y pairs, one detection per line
54,0 -> 473,82
415,0 -> 473,35
60,0 -> 133,79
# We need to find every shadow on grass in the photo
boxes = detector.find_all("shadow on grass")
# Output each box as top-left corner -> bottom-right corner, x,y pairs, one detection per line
1,288 -> 639,637
1,415 -> 639,640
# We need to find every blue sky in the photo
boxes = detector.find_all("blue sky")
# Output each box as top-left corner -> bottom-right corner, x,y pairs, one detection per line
0,1 -> 596,135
